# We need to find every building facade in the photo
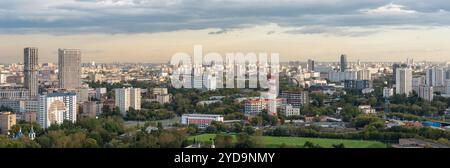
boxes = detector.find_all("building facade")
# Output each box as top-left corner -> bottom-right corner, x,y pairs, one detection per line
340,54 -> 348,72
38,93 -> 77,129
280,91 -> 309,108
24,47 -> 39,98
0,112 -> 16,135
244,99 -> 282,117
181,114 -> 224,128
426,66 -> 444,87
115,88 -> 141,115
395,68 -> 412,96
344,80 -> 372,89
58,49 -> 81,90
419,85 -> 434,102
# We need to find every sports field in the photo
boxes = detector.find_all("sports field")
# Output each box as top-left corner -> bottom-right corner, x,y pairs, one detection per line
189,134 -> 386,148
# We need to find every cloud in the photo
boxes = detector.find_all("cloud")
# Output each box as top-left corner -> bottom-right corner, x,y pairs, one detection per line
284,26 -> 380,37
208,29 -> 229,35
361,3 -> 417,15
1,0 -> 450,34
266,31 -> 276,35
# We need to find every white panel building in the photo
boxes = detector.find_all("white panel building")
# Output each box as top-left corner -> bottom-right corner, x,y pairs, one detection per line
38,93 -> 77,129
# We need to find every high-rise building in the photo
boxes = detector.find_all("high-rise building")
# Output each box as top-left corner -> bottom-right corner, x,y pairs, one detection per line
307,59 -> 315,71
24,47 -> 39,98
426,66 -> 444,86
419,85 -> 434,102
130,88 -> 141,111
38,93 -> 77,129
340,54 -> 348,72
412,76 -> 425,94
58,49 -> 81,90
395,68 -> 412,96
0,112 -> 16,135
81,101 -> 98,118
115,88 -> 141,116
392,63 -> 408,84
357,69 -> 371,80
115,88 -> 129,115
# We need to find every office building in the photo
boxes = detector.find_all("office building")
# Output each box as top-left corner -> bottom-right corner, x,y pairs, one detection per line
38,93 -> 77,129
340,54 -> 348,72
24,47 -> 39,98
58,49 -> 81,89
307,59 -> 315,71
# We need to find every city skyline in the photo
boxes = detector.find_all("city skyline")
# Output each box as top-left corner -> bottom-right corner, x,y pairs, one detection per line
1,1 -> 450,63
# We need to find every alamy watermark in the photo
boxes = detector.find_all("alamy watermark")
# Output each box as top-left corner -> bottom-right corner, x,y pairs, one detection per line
169,45 -> 280,90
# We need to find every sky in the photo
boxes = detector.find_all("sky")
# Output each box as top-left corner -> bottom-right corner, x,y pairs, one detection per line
1,0 -> 450,63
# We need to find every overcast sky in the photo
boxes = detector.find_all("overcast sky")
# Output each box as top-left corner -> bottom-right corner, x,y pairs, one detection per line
1,0 -> 450,63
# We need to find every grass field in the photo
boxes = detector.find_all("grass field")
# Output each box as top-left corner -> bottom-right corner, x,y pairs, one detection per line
189,134 -> 386,148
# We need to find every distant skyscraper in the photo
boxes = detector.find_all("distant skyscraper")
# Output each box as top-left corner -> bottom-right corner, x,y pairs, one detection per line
38,93 -> 77,129
115,88 -> 141,116
58,49 -> 81,90
395,68 -> 412,96
426,66 -> 444,86
307,59 -> 315,71
24,47 -> 39,98
340,54 -> 347,72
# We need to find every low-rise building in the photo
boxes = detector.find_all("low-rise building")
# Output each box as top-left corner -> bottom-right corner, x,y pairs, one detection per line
181,114 -> 224,128
156,94 -> 171,104
358,105 -> 376,114
244,98 -> 282,117
281,105 -> 300,117
0,112 -> 16,135
197,100 -> 222,106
